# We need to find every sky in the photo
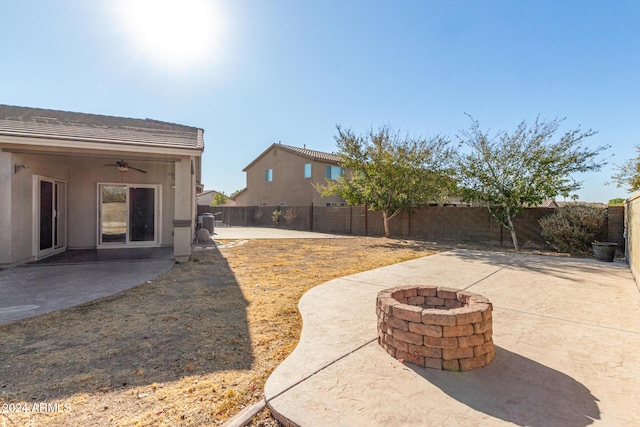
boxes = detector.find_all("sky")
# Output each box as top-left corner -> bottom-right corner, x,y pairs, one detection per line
2,0 -> 639,203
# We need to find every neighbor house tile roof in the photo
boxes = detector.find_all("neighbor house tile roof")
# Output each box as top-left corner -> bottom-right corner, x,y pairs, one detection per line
243,142 -> 340,171
0,104 -> 203,150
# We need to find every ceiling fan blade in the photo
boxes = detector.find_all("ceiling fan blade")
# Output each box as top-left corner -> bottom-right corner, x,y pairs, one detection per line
128,166 -> 147,173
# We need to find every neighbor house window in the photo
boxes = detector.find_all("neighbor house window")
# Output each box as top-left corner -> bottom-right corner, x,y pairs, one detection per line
326,166 -> 343,180
304,163 -> 312,178
266,169 -> 273,182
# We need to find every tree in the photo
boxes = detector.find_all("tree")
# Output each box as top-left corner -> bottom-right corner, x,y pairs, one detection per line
454,116 -> 608,251
611,146 -> 640,192
212,192 -> 229,206
317,125 -> 455,237
608,198 -> 625,205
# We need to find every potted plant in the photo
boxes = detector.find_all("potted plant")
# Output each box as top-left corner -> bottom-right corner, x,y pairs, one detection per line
592,241 -> 617,262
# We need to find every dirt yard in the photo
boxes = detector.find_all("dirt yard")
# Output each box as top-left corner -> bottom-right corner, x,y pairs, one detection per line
0,237 -> 441,426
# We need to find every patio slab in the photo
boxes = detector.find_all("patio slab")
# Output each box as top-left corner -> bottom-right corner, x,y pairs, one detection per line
212,226 -> 347,239
0,248 -> 174,324
264,250 -> 640,426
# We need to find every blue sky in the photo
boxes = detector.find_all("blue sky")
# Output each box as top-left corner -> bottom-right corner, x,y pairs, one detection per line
2,0 -> 638,202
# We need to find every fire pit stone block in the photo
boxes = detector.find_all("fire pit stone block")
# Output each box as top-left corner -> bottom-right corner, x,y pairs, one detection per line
376,285 -> 494,371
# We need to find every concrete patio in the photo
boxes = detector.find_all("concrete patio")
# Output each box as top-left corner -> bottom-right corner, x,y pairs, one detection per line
0,248 -> 174,324
263,249 -> 640,426
212,226 -> 346,240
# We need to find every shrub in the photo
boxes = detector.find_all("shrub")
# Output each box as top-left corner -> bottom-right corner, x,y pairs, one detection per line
539,204 -> 606,255
271,209 -> 283,224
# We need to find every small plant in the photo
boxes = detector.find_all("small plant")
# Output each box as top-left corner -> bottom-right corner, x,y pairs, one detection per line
271,209 -> 283,225
539,204 -> 605,255
283,208 -> 298,223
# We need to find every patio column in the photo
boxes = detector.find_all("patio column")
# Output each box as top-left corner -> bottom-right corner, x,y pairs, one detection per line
173,156 -> 195,262
0,152 -> 11,266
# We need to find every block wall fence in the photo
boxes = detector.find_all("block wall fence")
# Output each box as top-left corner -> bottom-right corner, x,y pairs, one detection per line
625,195 -> 640,284
199,205 -> 625,250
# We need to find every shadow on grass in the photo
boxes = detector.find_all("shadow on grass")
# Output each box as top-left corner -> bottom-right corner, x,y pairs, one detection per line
411,346 -> 600,427
0,245 -> 252,402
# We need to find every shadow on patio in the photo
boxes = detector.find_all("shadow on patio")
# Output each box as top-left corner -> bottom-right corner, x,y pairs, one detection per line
413,346 -> 600,427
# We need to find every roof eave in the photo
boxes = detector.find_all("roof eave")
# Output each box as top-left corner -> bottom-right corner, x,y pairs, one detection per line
0,133 -> 203,156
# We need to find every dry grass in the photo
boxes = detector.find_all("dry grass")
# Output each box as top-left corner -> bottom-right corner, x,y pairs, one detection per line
0,237 -> 440,426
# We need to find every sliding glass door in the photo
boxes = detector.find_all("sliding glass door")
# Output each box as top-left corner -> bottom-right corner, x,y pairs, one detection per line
36,176 -> 67,258
99,184 -> 160,246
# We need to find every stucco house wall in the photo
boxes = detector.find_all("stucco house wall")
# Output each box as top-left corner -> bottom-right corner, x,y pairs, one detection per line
231,188 -> 248,206
2,150 -> 196,265
0,105 -> 203,267
242,143 -> 346,207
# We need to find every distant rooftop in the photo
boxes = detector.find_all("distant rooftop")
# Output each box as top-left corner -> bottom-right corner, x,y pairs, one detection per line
0,104 -> 203,150
275,143 -> 341,163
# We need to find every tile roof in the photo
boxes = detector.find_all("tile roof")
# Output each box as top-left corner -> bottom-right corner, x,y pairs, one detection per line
277,143 -> 341,163
243,142 -> 340,171
0,104 -> 203,150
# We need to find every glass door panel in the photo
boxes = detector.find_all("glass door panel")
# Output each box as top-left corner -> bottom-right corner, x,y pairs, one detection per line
100,185 -> 127,243
35,176 -> 66,259
39,180 -> 53,251
129,187 -> 155,242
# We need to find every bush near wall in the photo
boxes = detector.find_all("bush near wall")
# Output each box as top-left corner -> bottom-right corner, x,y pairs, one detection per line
539,204 -> 606,255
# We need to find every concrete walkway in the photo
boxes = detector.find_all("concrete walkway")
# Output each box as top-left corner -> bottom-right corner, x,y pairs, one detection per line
212,226 -> 347,240
0,248 -> 174,324
264,250 -> 640,426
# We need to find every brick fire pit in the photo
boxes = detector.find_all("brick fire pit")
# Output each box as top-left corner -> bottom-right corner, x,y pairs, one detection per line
376,285 -> 494,371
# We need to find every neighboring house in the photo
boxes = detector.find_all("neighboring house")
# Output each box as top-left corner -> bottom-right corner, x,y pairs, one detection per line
197,189 -> 235,206
230,188 -> 248,206
539,198 -> 560,208
0,104 -> 204,267
240,143 -> 347,206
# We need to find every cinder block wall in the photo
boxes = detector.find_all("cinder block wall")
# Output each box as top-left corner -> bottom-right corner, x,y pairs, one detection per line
199,205 -> 624,251
624,195 -> 640,285
607,205 -> 625,249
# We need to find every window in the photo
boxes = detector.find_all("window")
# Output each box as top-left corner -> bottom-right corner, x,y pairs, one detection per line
265,169 -> 273,182
326,166 -> 343,180
304,163 -> 312,178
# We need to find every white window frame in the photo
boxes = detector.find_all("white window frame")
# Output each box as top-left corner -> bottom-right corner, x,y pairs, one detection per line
97,183 -> 162,248
32,175 -> 68,260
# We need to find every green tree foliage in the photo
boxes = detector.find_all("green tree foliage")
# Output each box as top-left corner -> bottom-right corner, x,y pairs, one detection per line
611,146 -> 640,193
317,125 -> 454,237
608,198 -> 625,205
539,204 -> 605,255
212,192 -> 229,206
454,116 -> 608,251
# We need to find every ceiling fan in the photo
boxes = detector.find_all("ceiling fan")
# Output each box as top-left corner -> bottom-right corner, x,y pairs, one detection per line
105,160 -> 147,174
